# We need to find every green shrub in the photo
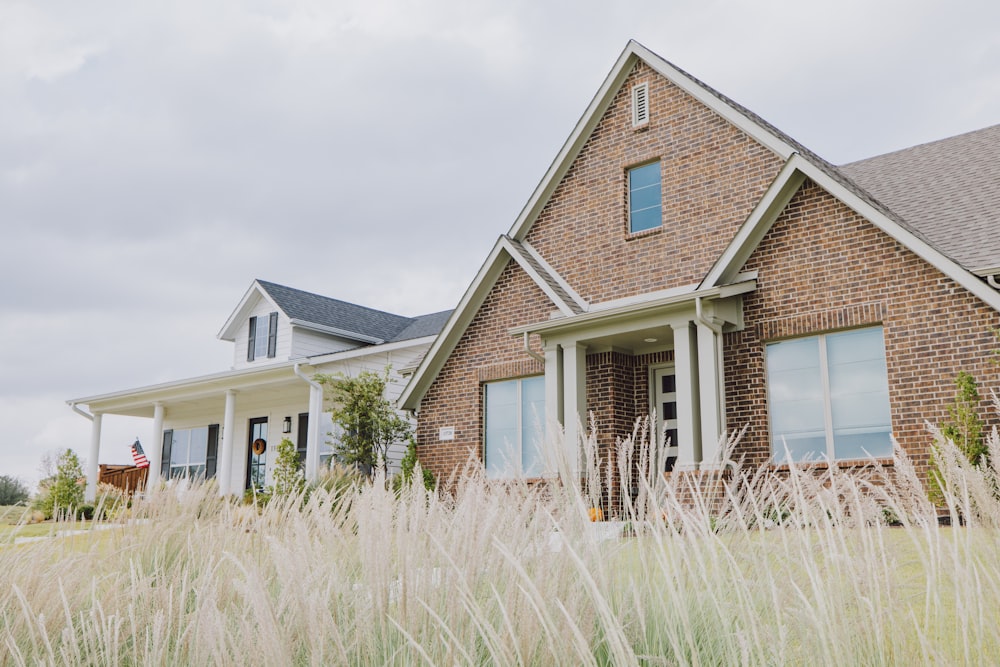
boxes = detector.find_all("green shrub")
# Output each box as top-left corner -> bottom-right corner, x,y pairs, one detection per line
392,436 -> 435,493
0,475 -> 29,506
271,437 -> 305,497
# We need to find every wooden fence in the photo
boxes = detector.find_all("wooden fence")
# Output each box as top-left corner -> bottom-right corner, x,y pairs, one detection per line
98,464 -> 148,495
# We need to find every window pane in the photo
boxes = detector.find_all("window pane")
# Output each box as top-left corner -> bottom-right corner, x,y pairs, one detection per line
254,322 -> 269,359
828,328 -> 892,458
520,376 -> 546,477
630,208 -> 661,233
630,184 -> 661,212
170,431 -> 189,467
485,381 -> 518,478
767,337 -> 825,461
629,162 -> 660,189
187,427 -> 208,465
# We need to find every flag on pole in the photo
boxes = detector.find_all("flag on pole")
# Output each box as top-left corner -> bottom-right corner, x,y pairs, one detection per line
131,439 -> 150,468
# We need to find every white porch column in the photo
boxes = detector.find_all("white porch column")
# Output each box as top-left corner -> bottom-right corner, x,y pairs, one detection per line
305,383 -> 323,483
672,322 -> 701,471
543,342 -> 563,440
697,323 -> 724,469
562,342 -> 587,477
147,402 -> 165,486
85,412 -> 103,502
218,390 -> 237,496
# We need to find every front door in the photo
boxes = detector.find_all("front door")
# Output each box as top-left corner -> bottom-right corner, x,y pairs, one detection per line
652,366 -> 679,471
246,417 -> 268,491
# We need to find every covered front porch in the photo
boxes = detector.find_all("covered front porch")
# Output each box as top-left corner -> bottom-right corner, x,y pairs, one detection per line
68,362 -> 329,501
512,279 -> 755,502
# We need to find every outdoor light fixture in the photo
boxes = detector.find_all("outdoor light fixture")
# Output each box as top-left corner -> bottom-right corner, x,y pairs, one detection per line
282,416 -> 292,433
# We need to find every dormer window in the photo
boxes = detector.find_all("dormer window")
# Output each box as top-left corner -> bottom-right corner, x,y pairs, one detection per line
248,312 -> 278,361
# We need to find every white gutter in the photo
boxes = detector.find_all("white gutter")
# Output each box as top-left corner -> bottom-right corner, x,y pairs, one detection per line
69,402 -> 94,421
988,275 -> 1000,290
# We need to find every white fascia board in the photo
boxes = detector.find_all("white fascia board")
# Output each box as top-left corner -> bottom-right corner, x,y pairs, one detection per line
507,45 -> 639,241
289,319 -> 384,345
507,40 -> 796,242
973,266 -> 1000,277
702,157 -> 808,287
68,361 -> 302,411
306,335 -> 437,366
499,237 -> 576,317
629,42 -> 796,160
398,238 -> 512,411
793,158 -> 1000,313
588,282 -> 700,312
519,240 -> 589,311
508,280 -> 757,338
704,153 -> 1000,313
217,280 -> 281,341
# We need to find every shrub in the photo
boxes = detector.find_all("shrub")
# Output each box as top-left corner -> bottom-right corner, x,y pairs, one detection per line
392,436 -> 435,493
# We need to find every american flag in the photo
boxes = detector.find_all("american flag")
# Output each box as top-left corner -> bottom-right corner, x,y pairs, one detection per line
130,439 -> 150,468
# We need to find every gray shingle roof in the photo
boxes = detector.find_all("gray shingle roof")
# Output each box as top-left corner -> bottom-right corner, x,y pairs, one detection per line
839,124 -> 1000,272
256,280 -> 451,344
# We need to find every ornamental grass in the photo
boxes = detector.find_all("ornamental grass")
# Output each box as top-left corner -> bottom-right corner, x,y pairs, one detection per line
4,401 -> 1000,665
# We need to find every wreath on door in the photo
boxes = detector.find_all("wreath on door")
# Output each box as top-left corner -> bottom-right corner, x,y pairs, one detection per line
252,438 -> 267,456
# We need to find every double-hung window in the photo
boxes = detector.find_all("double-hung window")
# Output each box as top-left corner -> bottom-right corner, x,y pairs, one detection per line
160,426 -> 219,480
766,327 -> 892,463
628,161 -> 662,233
248,311 -> 279,361
484,376 -> 545,478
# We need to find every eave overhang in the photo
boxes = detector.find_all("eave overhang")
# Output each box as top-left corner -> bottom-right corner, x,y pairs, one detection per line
509,279 -> 757,339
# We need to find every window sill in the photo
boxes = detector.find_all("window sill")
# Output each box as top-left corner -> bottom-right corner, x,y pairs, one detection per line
625,225 -> 662,241
767,457 -> 895,472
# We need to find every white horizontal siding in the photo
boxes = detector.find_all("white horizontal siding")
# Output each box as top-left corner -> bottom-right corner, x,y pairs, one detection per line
231,295 -> 292,369
290,329 -> 361,359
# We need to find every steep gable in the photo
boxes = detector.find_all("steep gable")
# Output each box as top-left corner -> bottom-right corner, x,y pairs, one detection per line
522,59 -> 785,303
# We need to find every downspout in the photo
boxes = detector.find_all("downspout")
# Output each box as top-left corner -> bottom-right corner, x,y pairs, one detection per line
522,331 -> 545,364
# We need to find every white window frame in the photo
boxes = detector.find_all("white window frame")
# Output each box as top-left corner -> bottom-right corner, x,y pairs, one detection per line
765,326 -> 893,463
483,376 -> 545,479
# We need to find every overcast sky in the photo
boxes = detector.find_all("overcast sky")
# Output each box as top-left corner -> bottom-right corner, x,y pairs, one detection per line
3,0 -> 999,489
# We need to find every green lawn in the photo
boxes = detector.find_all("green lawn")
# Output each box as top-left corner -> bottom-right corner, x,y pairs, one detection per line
0,505 -> 97,542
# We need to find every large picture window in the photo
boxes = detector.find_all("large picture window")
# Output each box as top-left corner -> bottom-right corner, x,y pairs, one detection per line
484,376 -> 545,478
766,327 -> 892,463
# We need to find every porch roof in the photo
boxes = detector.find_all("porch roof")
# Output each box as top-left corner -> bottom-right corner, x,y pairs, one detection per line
508,278 -> 757,339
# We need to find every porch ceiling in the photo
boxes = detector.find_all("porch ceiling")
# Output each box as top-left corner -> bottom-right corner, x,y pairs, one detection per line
577,324 -> 674,354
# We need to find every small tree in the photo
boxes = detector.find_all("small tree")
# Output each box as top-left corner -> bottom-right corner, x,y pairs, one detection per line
271,437 -> 305,496
393,436 -> 435,492
0,475 -> 30,506
315,369 -> 412,479
34,449 -> 85,519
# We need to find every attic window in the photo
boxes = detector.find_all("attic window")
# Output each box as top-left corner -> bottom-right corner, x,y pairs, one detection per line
247,311 -> 278,361
632,83 -> 649,127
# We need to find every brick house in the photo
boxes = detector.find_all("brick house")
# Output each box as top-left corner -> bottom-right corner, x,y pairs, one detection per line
399,41 -> 1000,498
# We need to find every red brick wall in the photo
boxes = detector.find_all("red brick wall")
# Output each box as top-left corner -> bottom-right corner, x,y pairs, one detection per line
525,61 -> 784,303
725,180 -> 1000,478
415,258 -> 550,482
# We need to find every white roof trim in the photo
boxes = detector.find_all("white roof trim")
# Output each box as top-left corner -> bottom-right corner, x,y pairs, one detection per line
305,334 -> 437,365
399,235 -> 584,411
499,236 -> 577,317
289,319 -> 384,344
507,40 -> 796,242
509,279 -> 757,337
217,280 -> 281,341
519,240 -> 589,312
702,153 -> 1000,313
588,282 -> 700,313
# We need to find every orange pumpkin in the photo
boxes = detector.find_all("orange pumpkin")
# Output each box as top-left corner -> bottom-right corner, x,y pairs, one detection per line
588,507 -> 604,522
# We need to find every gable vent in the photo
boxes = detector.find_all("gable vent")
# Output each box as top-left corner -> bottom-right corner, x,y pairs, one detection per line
632,83 -> 649,127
